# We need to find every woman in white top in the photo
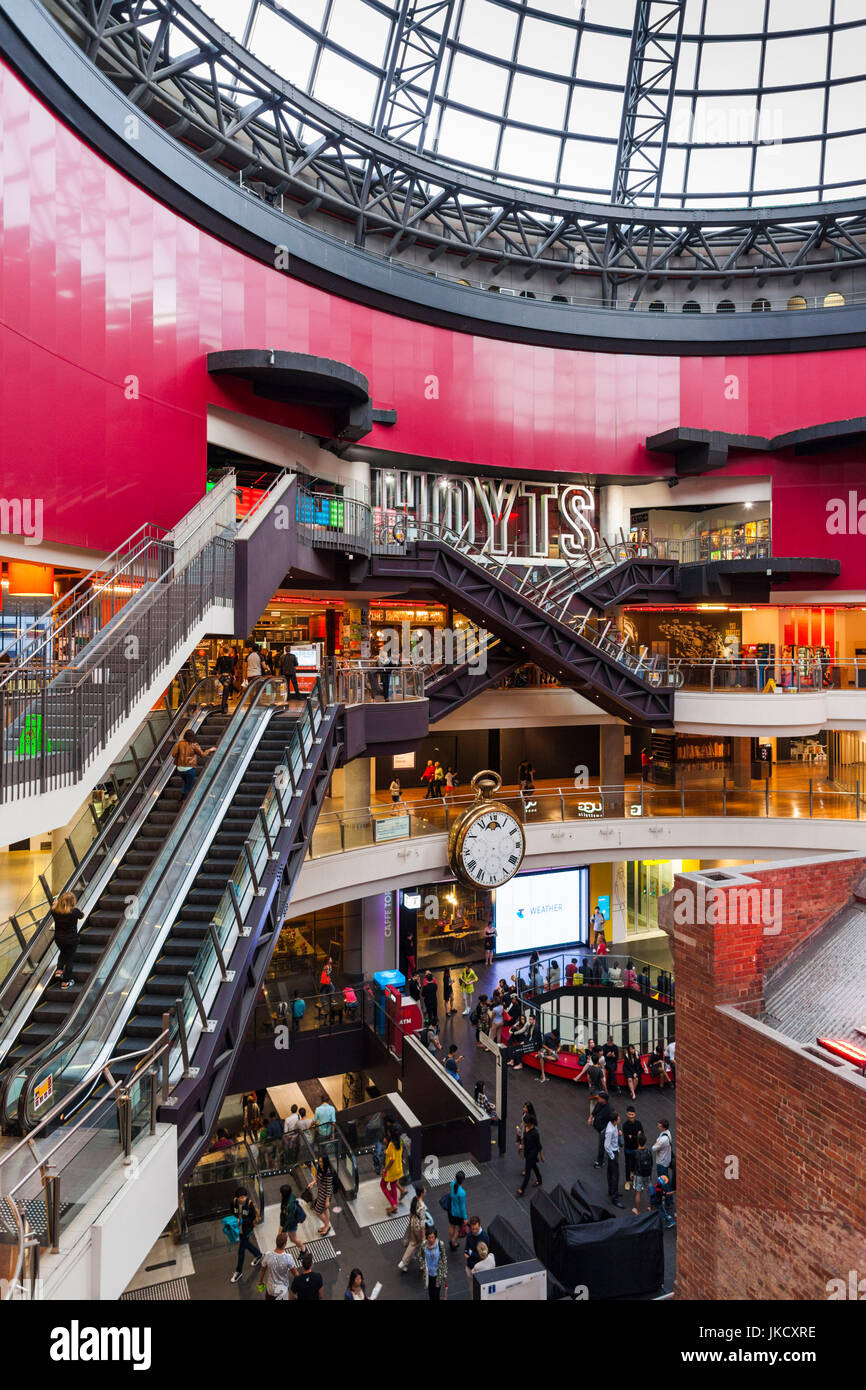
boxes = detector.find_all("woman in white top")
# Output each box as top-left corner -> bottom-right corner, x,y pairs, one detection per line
260,1233 -> 296,1300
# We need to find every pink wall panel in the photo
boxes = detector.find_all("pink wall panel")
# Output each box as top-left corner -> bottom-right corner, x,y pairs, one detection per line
3,58 -> 866,591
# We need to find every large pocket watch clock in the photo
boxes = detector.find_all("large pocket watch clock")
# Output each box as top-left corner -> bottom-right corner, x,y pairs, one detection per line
447,770 -> 526,889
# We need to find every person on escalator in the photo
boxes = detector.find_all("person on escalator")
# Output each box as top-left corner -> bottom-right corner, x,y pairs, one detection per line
51,891 -> 84,989
214,645 -> 236,713
172,729 -> 214,800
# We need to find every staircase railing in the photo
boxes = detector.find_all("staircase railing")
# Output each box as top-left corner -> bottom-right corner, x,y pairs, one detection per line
406,518 -> 680,687
0,523 -> 234,805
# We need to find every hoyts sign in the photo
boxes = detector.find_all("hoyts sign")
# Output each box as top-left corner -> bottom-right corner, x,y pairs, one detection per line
373,468 -> 596,558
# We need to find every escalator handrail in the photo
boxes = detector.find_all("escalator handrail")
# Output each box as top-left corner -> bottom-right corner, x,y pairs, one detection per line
0,671 -> 219,1012
10,676 -> 293,1130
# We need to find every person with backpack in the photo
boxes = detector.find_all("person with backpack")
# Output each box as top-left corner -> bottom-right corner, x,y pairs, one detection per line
649,1172 -> 676,1228
280,646 -> 301,697
398,1186 -> 430,1273
51,891 -> 84,989
444,1044 -> 463,1084
229,1186 -> 263,1283
631,1134 -> 654,1215
652,1118 -> 674,1182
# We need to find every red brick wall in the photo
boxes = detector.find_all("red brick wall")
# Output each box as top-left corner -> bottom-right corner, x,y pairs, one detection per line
670,857 -> 866,1300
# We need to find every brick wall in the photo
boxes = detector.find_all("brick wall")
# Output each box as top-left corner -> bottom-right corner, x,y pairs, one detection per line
670,856 -> 866,1300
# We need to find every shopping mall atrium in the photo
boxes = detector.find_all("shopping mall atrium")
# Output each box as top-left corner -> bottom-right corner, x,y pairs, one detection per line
0,0 -> 864,1331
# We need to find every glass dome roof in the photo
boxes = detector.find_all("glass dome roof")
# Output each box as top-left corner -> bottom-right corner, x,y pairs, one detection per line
200,0 -> 866,208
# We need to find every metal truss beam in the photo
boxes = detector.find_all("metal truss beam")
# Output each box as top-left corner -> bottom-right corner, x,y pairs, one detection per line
612,1 -> 686,208
374,0 -> 456,151
45,0 -> 866,288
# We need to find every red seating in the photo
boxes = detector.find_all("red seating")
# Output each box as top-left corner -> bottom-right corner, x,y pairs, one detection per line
521,1049 -> 670,1088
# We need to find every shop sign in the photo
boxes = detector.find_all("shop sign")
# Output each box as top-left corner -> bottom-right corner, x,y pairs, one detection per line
375,814 -> 411,843
33,1074 -> 53,1110
374,469 -> 596,559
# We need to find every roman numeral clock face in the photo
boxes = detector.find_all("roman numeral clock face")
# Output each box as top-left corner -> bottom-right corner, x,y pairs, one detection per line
456,810 -> 525,888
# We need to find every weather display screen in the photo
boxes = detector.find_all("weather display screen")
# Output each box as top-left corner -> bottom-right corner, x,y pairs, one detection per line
494,867 -> 589,957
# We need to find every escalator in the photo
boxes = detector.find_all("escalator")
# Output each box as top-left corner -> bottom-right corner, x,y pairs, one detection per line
0,709 -> 230,1089
110,710 -> 302,1070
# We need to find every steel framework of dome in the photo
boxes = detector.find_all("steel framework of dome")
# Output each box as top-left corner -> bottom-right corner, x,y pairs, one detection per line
41,0 -> 866,294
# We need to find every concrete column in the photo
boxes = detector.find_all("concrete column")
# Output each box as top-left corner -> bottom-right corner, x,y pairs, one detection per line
599,724 -> 625,816
609,861 -> 628,947
732,737 -> 751,789
599,484 -> 631,543
343,756 -> 371,810
362,891 -> 397,977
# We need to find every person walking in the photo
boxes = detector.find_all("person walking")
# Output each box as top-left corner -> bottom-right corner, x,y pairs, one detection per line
604,1112 -> 625,1208
589,1090 -> 614,1168
445,1171 -> 467,1249
259,1231 -> 297,1300
442,965 -> 456,1016
280,646 -> 301,697
171,728 -> 214,800
313,1153 -> 334,1235
290,1251 -> 324,1301
516,1117 -> 544,1195
421,758 -> 435,797
652,1118 -> 673,1182
444,767 -> 457,798
444,1044 -> 463,1083
432,761 -> 445,797
398,1186 -> 429,1272
380,1128 -> 404,1215
488,993 -> 505,1044
421,971 -> 439,1026
464,1215 -> 489,1290
229,1186 -> 263,1283
291,991 -> 306,1035
632,1135 -> 653,1215
245,644 -> 262,682
389,776 -> 401,806
278,1184 -> 306,1253
419,1226 -> 448,1300
51,891 -> 84,989
574,1046 -> 606,1116
458,964 -> 478,1015
214,644 -> 236,713
622,1105 -> 645,1193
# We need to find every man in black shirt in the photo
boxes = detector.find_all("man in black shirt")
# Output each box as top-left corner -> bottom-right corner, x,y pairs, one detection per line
603,1036 -> 620,1095
421,971 -> 439,1025
290,1251 -> 324,1301
516,1118 -> 544,1195
280,647 -> 302,698
621,1105 -> 645,1191
214,645 -> 236,713
589,1092 -> 614,1168
229,1186 -> 263,1283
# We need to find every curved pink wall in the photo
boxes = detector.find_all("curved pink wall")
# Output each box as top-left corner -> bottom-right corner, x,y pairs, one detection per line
2,59 -> 866,587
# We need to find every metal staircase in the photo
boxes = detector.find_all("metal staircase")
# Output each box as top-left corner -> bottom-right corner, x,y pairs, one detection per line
372,520 -> 681,724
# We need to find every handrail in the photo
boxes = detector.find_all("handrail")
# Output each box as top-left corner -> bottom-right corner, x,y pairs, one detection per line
0,522 -> 168,678
0,672 -> 220,1018
0,1027 -> 172,1300
8,677 -> 289,1130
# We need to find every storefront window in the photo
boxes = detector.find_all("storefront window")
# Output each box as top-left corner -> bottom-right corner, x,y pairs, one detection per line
626,860 -> 681,935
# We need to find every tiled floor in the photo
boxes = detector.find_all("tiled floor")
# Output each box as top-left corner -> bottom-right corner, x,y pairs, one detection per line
182,996 -> 678,1301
